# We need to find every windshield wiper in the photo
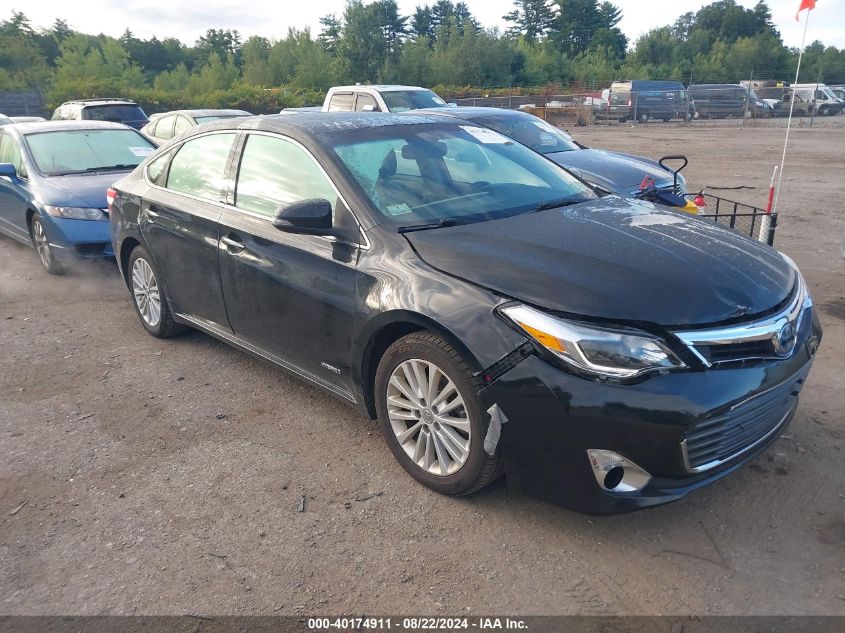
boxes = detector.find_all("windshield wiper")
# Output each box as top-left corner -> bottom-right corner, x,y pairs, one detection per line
532,197 -> 584,212
397,218 -> 460,234
82,164 -> 138,172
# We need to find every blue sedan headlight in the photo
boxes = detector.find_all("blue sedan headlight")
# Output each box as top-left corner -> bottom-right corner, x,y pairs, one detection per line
43,206 -> 107,221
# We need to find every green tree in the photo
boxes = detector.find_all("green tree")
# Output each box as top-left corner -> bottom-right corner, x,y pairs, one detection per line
504,0 -> 556,42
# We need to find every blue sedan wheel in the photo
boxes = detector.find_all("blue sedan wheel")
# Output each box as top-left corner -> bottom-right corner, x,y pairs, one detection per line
30,215 -> 62,275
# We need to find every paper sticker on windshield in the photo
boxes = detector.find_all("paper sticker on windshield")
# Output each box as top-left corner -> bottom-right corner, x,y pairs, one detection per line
459,126 -> 511,144
129,146 -> 154,157
386,203 -> 413,216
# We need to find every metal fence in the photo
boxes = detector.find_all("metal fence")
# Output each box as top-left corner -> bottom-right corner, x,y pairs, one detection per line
447,86 -> 842,127
0,90 -> 46,117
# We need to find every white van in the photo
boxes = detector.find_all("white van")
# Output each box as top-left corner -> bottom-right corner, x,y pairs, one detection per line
791,83 -> 844,116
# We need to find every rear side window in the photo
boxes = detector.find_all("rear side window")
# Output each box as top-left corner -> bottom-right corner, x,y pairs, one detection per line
328,92 -> 354,112
83,104 -> 147,123
146,149 -> 172,186
166,133 -> 235,200
234,134 -> 336,217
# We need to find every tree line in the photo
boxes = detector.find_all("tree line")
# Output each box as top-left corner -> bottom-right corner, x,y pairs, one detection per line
1,0 -> 844,113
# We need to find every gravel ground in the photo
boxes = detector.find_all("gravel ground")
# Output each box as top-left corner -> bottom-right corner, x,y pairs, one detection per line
1,119 -> 844,616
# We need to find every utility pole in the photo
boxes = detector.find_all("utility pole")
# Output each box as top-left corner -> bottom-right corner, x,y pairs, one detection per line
744,69 -> 754,123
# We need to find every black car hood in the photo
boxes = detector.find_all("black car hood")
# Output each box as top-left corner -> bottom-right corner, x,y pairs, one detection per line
405,197 -> 794,327
548,149 -> 675,194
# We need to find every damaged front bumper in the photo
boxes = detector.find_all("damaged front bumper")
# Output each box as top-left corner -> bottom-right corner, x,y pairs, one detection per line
478,310 -> 822,515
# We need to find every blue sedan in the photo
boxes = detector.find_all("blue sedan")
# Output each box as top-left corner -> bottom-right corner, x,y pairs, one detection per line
0,121 -> 156,273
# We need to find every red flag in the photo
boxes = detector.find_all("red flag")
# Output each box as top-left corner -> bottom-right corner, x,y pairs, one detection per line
795,0 -> 816,21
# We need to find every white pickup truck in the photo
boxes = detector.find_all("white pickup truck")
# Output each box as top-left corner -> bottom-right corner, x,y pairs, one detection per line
321,85 -> 452,113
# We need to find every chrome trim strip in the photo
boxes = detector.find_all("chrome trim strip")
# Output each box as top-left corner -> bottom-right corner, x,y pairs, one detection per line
175,312 -> 356,404
681,401 -> 796,473
674,276 -> 810,367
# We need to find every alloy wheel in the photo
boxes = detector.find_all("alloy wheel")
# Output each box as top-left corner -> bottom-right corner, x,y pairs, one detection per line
386,358 -> 471,476
31,218 -> 51,269
131,257 -> 161,327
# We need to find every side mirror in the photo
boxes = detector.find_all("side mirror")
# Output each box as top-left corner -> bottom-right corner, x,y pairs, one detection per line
360,104 -> 380,112
0,163 -> 18,180
273,198 -> 336,236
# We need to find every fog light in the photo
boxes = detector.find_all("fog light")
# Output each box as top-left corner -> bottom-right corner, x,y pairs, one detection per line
587,449 -> 652,493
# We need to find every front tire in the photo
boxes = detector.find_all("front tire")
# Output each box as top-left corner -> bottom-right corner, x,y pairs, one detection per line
29,215 -> 62,275
375,332 -> 502,496
127,245 -> 183,338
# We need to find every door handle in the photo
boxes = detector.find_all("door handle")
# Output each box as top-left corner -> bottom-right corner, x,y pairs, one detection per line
145,206 -> 161,219
221,235 -> 245,253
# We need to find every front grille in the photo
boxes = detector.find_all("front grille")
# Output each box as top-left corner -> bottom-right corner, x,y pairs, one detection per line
683,372 -> 805,471
74,243 -> 110,257
675,278 -> 810,367
695,339 -> 775,363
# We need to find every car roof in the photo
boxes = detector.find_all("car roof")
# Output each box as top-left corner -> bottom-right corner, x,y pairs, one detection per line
688,83 -> 745,89
180,112 -> 472,144
411,106 -> 531,120
331,85 -> 432,92
60,99 -> 139,106
162,109 -> 252,117
11,120 -> 137,135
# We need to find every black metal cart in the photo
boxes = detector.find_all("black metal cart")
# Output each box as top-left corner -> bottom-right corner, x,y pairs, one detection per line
693,192 -> 778,246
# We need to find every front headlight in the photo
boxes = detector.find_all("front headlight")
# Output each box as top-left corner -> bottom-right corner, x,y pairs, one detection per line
501,304 -> 685,378
43,206 -> 106,220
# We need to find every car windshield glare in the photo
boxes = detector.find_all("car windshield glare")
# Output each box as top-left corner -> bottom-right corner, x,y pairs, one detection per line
471,115 -> 580,154
332,123 -> 594,227
25,129 -> 156,176
381,90 -> 448,112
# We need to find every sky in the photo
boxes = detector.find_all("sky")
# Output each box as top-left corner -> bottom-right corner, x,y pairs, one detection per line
8,0 -> 844,50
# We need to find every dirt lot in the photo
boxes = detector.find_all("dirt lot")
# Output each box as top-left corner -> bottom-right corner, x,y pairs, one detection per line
1,119 -> 844,617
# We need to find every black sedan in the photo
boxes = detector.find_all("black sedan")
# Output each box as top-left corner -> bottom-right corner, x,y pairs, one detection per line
414,106 -> 687,197
109,113 -> 821,514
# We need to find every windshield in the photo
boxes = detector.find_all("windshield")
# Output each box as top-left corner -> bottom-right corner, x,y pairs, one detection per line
382,90 -> 448,112
332,123 -> 594,228
194,114 -> 249,124
468,114 -> 580,154
821,87 -> 838,100
83,104 -> 147,123
25,129 -> 156,176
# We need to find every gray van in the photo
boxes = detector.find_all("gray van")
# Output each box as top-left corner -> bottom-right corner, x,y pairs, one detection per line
609,80 -> 690,123
687,84 -> 751,119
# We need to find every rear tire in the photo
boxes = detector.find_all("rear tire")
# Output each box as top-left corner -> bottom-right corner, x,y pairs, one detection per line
29,215 -> 62,275
375,332 -> 503,496
127,245 -> 184,338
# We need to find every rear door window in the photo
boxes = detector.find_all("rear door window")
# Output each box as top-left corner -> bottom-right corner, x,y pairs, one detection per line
166,133 -> 236,200
173,115 -> 192,136
155,115 -> 176,139
328,92 -> 354,112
